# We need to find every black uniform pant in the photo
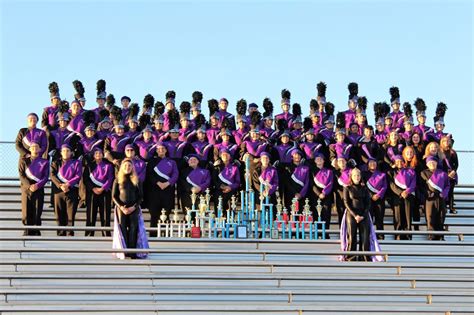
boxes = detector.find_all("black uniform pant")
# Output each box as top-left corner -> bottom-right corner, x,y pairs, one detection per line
85,190 -> 112,237
117,207 -> 139,255
21,189 -> 44,236
391,194 -> 414,240
425,196 -> 446,240
369,197 -> 385,234
148,185 -> 175,237
54,188 -> 78,236
335,189 -> 345,226
447,179 -> 456,211
344,212 -> 370,261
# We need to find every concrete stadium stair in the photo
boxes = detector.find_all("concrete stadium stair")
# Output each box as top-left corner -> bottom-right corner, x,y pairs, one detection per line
0,179 -> 473,314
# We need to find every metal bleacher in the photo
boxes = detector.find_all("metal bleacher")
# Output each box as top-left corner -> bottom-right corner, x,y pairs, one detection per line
0,178 -> 473,315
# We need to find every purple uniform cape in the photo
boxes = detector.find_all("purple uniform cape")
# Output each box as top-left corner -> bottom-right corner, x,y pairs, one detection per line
243,140 -> 267,157
232,128 -> 249,146
152,130 -> 166,143
112,207 -> 149,259
178,128 -> 194,143
337,168 -> 352,188
275,112 -> 293,124
319,128 -> 335,146
258,166 -> 279,195
347,133 -> 361,146
313,167 -> 333,196
51,128 -> 77,150
67,112 -> 85,135
366,171 -> 387,199
413,124 -> 434,142
214,142 -> 237,159
290,164 -> 310,197
339,211 -> 384,262
390,111 -> 404,130
192,141 -> 214,161
259,127 -> 274,139
218,163 -> 241,190
134,139 -> 156,161
154,158 -> 179,185
344,109 -> 356,130
21,157 -> 50,189
206,128 -> 220,145
79,137 -> 103,155
394,168 -> 416,195
374,132 -> 387,145
132,158 -> 147,183
19,128 -> 48,157
427,169 -> 450,200
55,159 -> 83,187
89,161 -> 114,191
300,142 -> 322,160
274,144 -> 293,164
164,140 -> 187,159
186,167 -> 211,192
43,105 -> 58,127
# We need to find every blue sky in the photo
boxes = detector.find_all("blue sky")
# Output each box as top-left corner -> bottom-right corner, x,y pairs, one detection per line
1,0 -> 472,150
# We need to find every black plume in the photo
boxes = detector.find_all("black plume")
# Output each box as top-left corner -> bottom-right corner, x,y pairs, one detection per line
381,102 -> 391,117
180,101 -> 191,114
373,102 -> 382,119
83,110 -> 96,125
154,101 -> 165,117
403,102 -> 413,118
58,100 -> 69,113
192,91 -> 203,104
277,119 -> 287,131
222,117 -> 231,130
166,90 -> 176,100
303,117 -> 313,131
292,103 -> 302,117
436,102 -> 447,118
96,79 -> 106,94
263,98 -> 273,116
98,109 -> 109,121
310,99 -> 318,113
73,80 -> 85,98
250,111 -> 262,127
281,89 -> 291,100
358,96 -> 368,112
139,114 -> 151,130
336,112 -> 345,130
106,94 -> 116,107
236,99 -> 247,116
390,86 -> 400,102
317,82 -> 327,97
348,82 -> 358,97
143,94 -> 155,110
168,108 -> 180,128
325,102 -> 335,116
49,82 -> 59,95
208,99 -> 219,116
110,105 -> 122,122
414,98 -> 426,112
128,103 -> 139,119
195,113 -> 207,128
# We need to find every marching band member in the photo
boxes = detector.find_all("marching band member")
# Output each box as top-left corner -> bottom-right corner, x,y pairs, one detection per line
362,157 -> 387,239
212,148 -> 241,210
309,153 -> 333,235
281,148 -> 310,210
413,98 -> 433,142
178,154 -> 211,216
389,87 -> 404,130
274,89 -> 293,125
16,113 -> 48,160
440,136 -> 458,214
344,82 -> 358,130
252,151 -> 279,209
41,82 -> 61,132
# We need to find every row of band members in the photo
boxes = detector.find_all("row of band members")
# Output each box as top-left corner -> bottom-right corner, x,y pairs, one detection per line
18,112 -> 458,243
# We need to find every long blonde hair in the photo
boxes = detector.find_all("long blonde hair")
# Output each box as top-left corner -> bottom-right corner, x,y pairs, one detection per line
117,159 -> 139,186
423,141 -> 445,161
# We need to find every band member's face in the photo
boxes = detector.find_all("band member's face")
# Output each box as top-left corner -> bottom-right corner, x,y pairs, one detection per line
348,100 -> 357,110
364,128 -> 373,138
71,103 -> 81,115
368,160 -> 377,171
143,130 -> 152,140
238,120 -> 245,128
30,143 -> 40,156
27,115 -> 38,128
385,118 -> 392,126
80,100 -> 86,107
188,157 -> 199,168
166,102 -> 175,111
156,146 -> 167,157
101,121 -> 112,130
61,148 -> 72,160
311,116 -> 319,124
389,132 -> 398,142
440,137 -> 450,149
315,156 -> 324,167
122,161 -> 133,174
125,148 -> 135,158
427,160 -> 437,171
180,119 -> 189,128
292,153 -> 301,164
121,99 -> 130,108
59,119 -> 68,128
417,115 -> 426,125
222,134 -> 230,142
219,101 -> 228,111
210,117 -> 218,127
97,99 -> 105,107
191,109 -> 200,117
220,152 -> 230,163
170,132 -> 179,140
350,125 -> 359,133
116,127 -> 124,136
435,123 -> 444,132
154,122 -> 163,130
293,122 -> 302,130
264,119 -> 273,128
197,131 -> 206,141
248,107 -> 257,114
404,122 -> 413,131
412,133 -> 420,144
395,159 -> 403,168
392,103 -> 400,111
351,171 -> 361,184
86,129 -> 95,138
404,148 -> 414,160
129,121 -> 138,130
306,133 -> 314,141
282,104 -> 289,112
281,135 -> 289,144
336,133 -> 345,143
250,132 -> 258,140
337,158 -> 346,169
356,114 -> 365,124
52,98 -> 61,106
261,155 -> 270,167
94,150 -> 103,161
376,123 -> 384,132
325,122 -> 334,130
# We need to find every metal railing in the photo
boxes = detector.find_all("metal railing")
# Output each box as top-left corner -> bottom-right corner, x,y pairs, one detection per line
1,141 -> 473,184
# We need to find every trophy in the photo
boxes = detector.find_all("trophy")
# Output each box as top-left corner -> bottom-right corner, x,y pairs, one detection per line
316,199 -> 322,222
172,208 -> 180,223
303,198 -> 311,218
160,209 -> 168,223
191,191 -> 197,211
